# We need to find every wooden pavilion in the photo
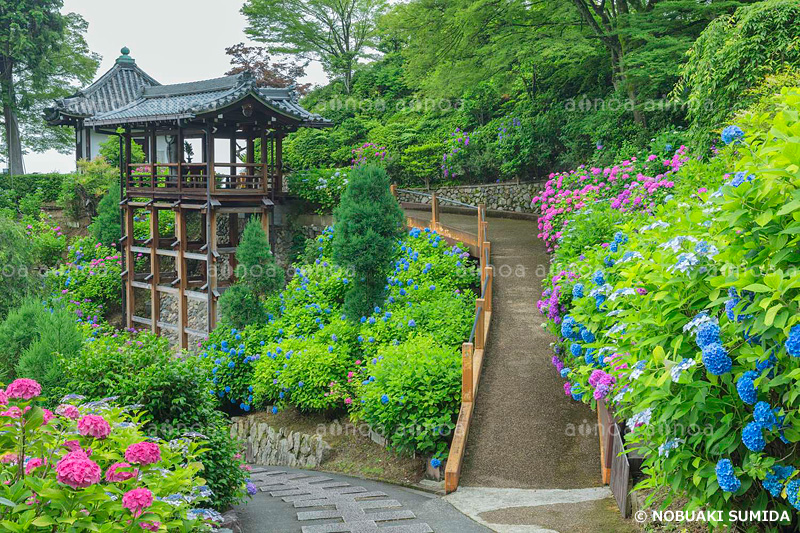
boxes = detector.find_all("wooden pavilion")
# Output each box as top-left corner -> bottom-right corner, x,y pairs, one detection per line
46,48 -> 331,348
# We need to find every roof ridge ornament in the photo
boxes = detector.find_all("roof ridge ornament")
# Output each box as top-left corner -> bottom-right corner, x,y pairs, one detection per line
286,83 -> 299,103
116,47 -> 136,66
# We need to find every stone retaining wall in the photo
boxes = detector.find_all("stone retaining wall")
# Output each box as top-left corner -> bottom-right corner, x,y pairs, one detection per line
396,181 -> 544,213
230,415 -> 332,468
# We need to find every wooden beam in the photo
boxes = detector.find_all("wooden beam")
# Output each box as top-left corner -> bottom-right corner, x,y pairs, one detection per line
123,205 -> 135,329
207,206 -> 218,332
175,206 -> 188,349
149,205 -> 161,335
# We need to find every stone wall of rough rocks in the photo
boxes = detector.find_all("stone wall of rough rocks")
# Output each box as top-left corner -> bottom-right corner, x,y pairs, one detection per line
396,181 -> 544,213
230,415 -> 332,468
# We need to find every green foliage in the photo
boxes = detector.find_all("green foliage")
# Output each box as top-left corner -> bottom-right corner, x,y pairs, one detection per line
218,284 -> 267,330
89,180 -> 121,249
679,0 -> 800,142
400,143 -> 442,187
353,337 -> 461,457
0,391 -> 213,531
0,173 -> 65,203
236,218 -> 284,296
18,189 -> 43,218
59,329 -> 248,510
16,307 -> 82,398
23,216 -> 68,267
98,134 -> 145,168
539,89 -> 800,520
284,128 -> 340,169
45,238 -> 122,321
0,217 -> 37,320
0,300 -> 48,382
332,165 -> 403,318
288,168 -> 349,212
554,203 -> 626,263
59,158 -> 118,219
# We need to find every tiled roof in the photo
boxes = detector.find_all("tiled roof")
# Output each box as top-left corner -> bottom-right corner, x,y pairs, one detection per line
87,72 -> 330,128
46,50 -> 330,129
46,61 -> 160,122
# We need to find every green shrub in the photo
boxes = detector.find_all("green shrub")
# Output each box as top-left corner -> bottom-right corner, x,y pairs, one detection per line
236,218 -> 284,296
218,284 -> 268,330
18,188 -> 44,218
98,133 -> 146,168
59,157 -> 118,219
353,337 -> 461,458
60,329 -> 247,510
0,173 -> 65,202
89,180 -> 122,248
23,216 -> 68,267
288,168 -> 349,212
0,217 -> 37,320
0,300 -> 48,381
16,307 -> 83,399
332,165 -> 403,319
554,203 -> 625,263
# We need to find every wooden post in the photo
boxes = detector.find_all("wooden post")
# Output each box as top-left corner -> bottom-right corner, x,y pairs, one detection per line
123,205 -> 135,329
431,192 -> 439,227
390,184 -> 397,197
475,298 -> 486,351
206,123 -> 216,193
229,213 -> 239,279
229,137 -> 237,190
274,132 -> 283,195
124,131 -> 132,188
485,265 -> 493,312
175,206 -> 188,349
176,124 -> 184,192
149,205 -> 160,335
462,342 -> 474,403
482,241 -> 491,282
150,127 -> 157,189
207,206 -> 218,332
261,130 -> 268,193
261,207 -> 270,245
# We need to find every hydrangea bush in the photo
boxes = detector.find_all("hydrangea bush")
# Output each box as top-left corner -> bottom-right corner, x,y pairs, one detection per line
0,378 -> 218,531
200,223 -> 477,458
536,88 -> 800,522
288,168 -> 349,213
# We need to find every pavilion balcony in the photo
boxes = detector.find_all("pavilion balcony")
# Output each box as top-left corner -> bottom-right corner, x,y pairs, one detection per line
126,162 -> 278,199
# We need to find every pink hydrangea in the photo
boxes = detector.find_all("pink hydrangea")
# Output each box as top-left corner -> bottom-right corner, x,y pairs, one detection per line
122,487 -> 153,518
139,522 -> 161,532
41,409 -> 54,425
124,442 -> 161,465
56,404 -> 80,420
56,450 -> 101,488
1,406 -> 21,419
0,390 -> 8,405
6,379 -> 41,400
77,414 -> 111,439
105,462 -> 139,482
1,453 -> 17,465
25,457 -> 47,475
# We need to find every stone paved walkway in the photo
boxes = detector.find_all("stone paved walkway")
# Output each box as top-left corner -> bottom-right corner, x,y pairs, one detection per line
237,466 -> 491,533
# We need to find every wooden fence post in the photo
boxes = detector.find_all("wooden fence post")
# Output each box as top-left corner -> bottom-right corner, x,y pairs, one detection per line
485,266 -> 493,313
462,342 -> 474,403
431,192 -> 439,227
475,298 -> 485,351
390,184 -> 397,198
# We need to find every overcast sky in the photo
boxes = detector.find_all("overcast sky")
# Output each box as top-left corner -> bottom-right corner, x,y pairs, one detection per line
17,0 -> 328,174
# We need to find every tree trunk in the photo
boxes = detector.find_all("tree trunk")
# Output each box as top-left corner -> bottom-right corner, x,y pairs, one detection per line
3,103 -> 23,176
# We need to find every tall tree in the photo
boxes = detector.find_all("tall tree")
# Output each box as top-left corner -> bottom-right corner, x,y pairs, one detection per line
226,43 -> 311,94
0,1 -> 98,174
241,0 -> 386,93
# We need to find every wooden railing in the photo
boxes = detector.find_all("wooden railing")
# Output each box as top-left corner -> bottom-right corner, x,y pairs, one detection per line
126,162 -> 273,196
391,187 -> 493,493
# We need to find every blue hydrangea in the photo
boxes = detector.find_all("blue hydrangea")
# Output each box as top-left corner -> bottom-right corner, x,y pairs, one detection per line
609,242 -> 619,253
788,479 -> 800,510
715,459 -> 741,493
730,171 -> 755,187
584,350 -> 595,365
754,401 -> 778,430
742,421 -> 766,452
695,322 -> 720,348
561,316 -> 578,339
595,294 -> 606,310
786,325 -> 800,357
430,458 -> 442,468
701,343 -> 732,375
721,125 -> 744,145
572,283 -> 585,299
380,394 -> 390,405
560,368 -> 571,378
580,327 -> 595,343
604,256 -> 615,268
613,231 -> 628,245
570,343 -> 582,357
763,466 -> 795,497
593,270 -> 605,286
756,353 -> 777,373
736,371 -> 759,405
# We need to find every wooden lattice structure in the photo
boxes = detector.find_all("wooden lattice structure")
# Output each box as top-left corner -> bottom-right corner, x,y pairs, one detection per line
46,49 -> 331,348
